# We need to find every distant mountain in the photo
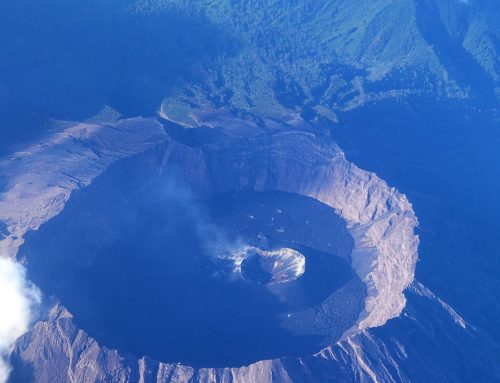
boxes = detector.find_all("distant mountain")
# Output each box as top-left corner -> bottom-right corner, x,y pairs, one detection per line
142,0 -> 499,116
0,0 -> 498,147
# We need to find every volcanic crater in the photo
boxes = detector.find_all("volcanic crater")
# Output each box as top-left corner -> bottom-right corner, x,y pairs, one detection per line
3,113 -> 418,374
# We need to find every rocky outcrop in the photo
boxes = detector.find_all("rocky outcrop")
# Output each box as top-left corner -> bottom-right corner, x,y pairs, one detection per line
10,305 -> 137,383
8,304 -> 386,383
14,289 -> 500,383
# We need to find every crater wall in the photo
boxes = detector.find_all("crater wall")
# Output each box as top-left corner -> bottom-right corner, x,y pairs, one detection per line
0,113 -> 419,379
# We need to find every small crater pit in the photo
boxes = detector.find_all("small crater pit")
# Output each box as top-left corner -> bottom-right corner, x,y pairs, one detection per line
239,247 -> 305,285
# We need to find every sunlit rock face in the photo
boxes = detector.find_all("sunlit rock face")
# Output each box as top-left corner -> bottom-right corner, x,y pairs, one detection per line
1,111 -> 418,379
238,247 -> 306,285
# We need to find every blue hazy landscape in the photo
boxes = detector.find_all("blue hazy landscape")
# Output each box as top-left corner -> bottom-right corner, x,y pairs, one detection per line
0,1 -> 499,382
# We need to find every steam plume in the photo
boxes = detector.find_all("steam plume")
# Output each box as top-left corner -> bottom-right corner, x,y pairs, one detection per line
0,257 -> 41,383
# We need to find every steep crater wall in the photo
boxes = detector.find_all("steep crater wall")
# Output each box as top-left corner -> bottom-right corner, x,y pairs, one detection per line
158,127 -> 419,333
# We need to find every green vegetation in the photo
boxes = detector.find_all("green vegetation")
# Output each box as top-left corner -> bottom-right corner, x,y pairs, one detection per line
135,0 -> 499,117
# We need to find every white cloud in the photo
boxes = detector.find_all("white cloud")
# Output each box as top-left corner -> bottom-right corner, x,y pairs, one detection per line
0,257 -> 41,383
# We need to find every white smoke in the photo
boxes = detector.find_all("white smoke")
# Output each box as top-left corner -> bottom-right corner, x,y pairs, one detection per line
0,257 -> 41,383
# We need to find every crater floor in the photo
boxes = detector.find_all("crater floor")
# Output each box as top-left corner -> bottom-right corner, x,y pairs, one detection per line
20,155 -> 365,368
